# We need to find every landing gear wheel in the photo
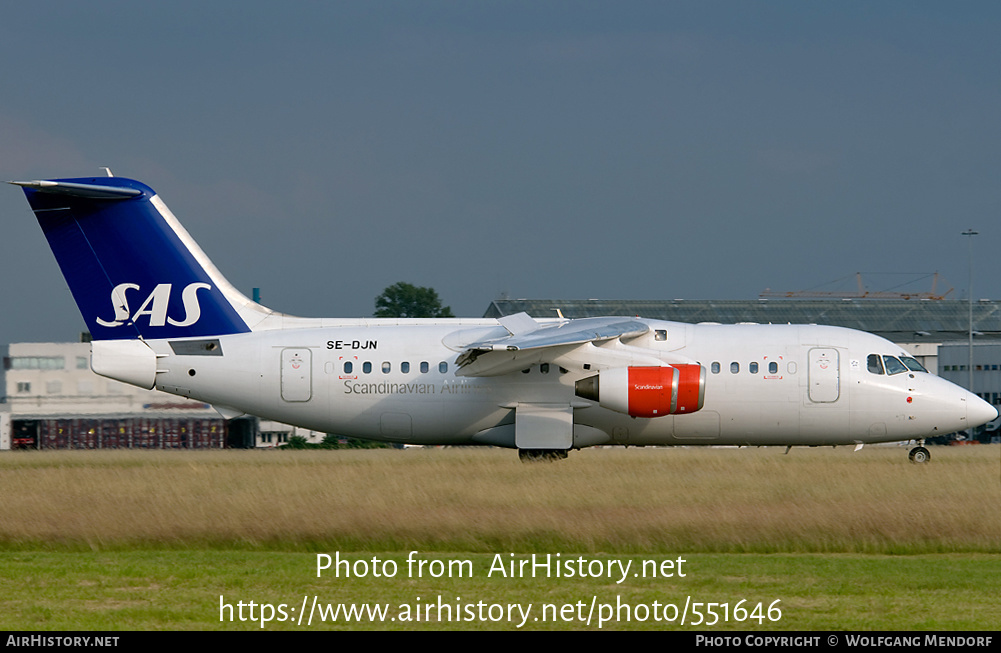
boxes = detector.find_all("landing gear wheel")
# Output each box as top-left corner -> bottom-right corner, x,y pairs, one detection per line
518,449 -> 569,462
908,446 -> 931,464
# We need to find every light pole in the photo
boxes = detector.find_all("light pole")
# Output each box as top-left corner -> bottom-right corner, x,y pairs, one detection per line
962,229 -> 978,401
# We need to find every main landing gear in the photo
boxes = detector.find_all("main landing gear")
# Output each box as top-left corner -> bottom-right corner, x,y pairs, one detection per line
518,449 -> 569,462
908,443 -> 931,464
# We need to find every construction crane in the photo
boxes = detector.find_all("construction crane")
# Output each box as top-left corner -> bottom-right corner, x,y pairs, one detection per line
760,273 -> 953,300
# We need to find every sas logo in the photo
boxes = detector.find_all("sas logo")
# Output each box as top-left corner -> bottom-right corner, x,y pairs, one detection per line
96,282 -> 211,328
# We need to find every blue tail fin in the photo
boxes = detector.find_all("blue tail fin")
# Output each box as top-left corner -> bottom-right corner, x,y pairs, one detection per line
13,176 -> 252,340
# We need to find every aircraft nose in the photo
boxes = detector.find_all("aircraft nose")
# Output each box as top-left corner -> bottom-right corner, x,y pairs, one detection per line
967,391 -> 999,427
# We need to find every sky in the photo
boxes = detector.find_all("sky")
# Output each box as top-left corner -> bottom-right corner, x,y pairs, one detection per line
1,1 -> 1000,348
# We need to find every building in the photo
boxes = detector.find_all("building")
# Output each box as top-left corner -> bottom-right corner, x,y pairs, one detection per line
939,341 -> 1001,415
1,339 -> 324,450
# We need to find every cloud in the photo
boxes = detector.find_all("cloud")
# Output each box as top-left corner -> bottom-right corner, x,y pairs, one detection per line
0,116 -> 93,178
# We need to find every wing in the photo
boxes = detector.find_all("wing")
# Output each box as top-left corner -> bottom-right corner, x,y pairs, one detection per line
455,313 -> 650,377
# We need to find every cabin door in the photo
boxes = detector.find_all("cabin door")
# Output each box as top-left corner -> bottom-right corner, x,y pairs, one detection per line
808,348 -> 840,403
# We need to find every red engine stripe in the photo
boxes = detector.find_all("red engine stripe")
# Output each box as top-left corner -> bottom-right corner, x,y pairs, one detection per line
674,364 -> 704,413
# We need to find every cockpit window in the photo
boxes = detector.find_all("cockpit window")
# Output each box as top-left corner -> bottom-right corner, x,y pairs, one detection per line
882,356 -> 908,375
867,354 -> 884,375
900,357 -> 927,373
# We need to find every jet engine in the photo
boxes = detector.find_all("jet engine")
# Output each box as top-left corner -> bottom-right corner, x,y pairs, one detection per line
574,365 -> 705,418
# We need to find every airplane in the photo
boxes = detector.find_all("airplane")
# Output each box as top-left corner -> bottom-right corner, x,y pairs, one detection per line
11,173 -> 998,462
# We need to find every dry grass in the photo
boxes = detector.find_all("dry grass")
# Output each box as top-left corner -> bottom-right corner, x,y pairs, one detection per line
0,445 -> 998,553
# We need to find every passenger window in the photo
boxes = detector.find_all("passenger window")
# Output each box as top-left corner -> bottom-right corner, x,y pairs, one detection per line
344,361 -> 353,374
420,362 -> 429,374
882,356 -> 907,375
867,354 -> 884,375
749,362 -> 759,374
730,362 -> 739,374
382,362 -> 391,374
541,363 -> 550,374
401,362 -> 410,374
439,362 -> 448,374
711,362 -> 721,374
768,361 -> 778,374
654,330 -> 667,341
363,362 -> 372,374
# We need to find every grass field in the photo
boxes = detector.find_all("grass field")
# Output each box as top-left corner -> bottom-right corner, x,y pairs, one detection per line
0,445 -> 998,630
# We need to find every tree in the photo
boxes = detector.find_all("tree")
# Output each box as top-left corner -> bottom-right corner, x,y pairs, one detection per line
374,282 -> 454,318
321,433 -> 399,449
281,435 -> 309,449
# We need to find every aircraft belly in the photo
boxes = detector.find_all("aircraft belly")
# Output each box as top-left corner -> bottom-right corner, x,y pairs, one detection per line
323,371 -> 565,444
578,398 -> 835,447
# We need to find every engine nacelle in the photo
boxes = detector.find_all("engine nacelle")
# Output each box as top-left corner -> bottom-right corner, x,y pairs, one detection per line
575,365 -> 705,418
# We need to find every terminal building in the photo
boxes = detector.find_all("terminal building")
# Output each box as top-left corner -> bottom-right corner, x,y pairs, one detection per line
3,298 -> 1000,449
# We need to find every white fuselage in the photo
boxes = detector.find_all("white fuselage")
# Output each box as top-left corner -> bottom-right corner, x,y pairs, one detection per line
135,318 -> 988,449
